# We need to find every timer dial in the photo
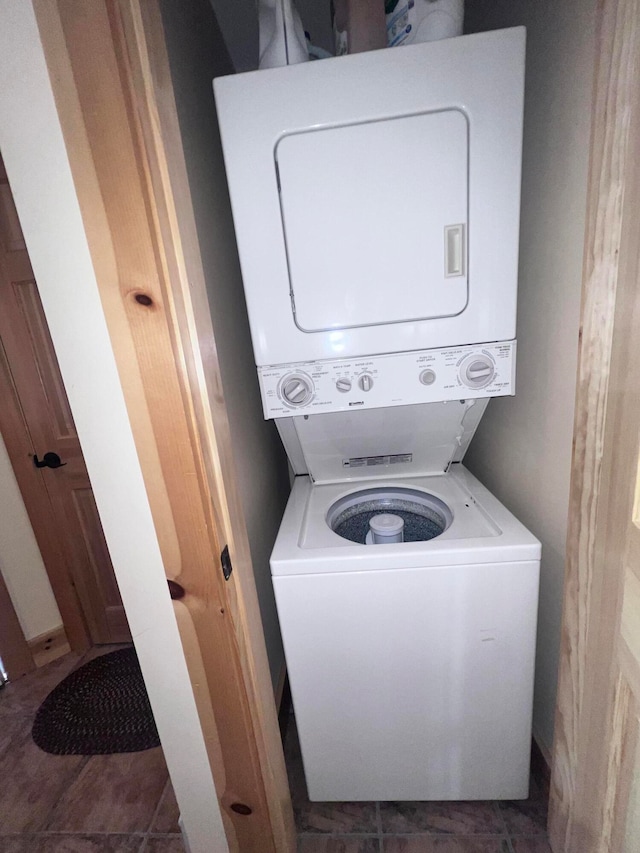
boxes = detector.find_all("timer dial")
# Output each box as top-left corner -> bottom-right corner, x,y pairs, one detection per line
358,374 -> 374,392
459,354 -> 496,389
279,373 -> 314,407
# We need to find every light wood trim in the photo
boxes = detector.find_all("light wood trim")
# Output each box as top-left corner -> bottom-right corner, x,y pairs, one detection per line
619,638 -> 640,709
602,674 -> 635,852
34,2 -> 295,850
626,528 -> 640,585
0,336 -> 90,652
27,624 -> 70,668
116,3 -> 294,846
122,6 -> 294,841
622,719 -> 640,852
620,571 -> 640,686
549,0 -> 640,849
0,569 -> 35,680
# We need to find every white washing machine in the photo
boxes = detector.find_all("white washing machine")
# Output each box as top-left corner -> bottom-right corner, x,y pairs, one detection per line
271,398 -> 540,802
213,26 -> 539,802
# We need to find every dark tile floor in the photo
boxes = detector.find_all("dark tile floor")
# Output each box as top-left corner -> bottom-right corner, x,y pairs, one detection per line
1,649 -> 552,853
284,715 -> 552,853
0,647 -> 183,853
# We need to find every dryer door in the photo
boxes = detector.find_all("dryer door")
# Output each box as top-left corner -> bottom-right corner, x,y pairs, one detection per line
276,109 -> 468,333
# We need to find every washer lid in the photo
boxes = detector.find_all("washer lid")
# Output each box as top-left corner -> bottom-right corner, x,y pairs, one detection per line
277,398 -> 489,484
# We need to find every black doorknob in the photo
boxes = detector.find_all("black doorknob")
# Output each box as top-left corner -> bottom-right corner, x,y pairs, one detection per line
33,452 -> 66,469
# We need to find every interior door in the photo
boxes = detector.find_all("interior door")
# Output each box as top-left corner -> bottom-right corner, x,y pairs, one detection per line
0,155 -> 131,645
549,0 -> 640,849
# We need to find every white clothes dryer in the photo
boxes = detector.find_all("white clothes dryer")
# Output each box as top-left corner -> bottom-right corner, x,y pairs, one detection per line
271,402 -> 541,802
214,27 -> 525,370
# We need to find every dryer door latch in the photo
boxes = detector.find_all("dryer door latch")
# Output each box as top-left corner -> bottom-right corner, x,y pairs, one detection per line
221,545 -> 233,581
444,223 -> 465,277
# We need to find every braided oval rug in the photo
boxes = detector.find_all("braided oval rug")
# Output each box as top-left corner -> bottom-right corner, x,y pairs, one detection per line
32,647 -> 160,755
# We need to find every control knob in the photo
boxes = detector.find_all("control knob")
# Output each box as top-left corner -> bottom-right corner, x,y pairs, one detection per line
358,374 -> 374,392
336,377 -> 352,393
280,373 -> 313,407
460,354 -> 496,389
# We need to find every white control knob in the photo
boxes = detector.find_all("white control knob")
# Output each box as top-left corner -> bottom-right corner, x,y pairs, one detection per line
419,369 -> 436,386
336,377 -> 352,393
358,374 -> 374,392
460,355 -> 496,389
280,374 -> 313,407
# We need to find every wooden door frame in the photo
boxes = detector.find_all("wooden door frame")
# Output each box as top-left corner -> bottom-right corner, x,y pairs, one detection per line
28,1 -> 295,851
549,0 -> 640,849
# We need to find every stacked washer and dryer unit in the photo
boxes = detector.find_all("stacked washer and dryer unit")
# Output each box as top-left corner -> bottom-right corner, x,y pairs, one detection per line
214,27 -> 540,803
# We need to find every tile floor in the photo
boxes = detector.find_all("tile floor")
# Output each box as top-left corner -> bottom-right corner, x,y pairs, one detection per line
0,647 -> 183,853
284,715 -> 552,853
1,649 -> 552,853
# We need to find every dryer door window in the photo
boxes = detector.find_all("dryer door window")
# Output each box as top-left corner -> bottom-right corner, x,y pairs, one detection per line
276,109 -> 468,333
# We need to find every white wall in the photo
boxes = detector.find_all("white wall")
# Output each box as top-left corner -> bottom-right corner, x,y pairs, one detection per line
464,0 -> 597,756
0,434 -> 61,640
160,0 -> 290,692
0,5 -> 227,851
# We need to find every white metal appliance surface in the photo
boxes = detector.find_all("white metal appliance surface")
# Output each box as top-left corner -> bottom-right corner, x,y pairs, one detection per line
276,398 -> 490,484
272,465 -> 540,801
214,24 -> 536,803
214,27 -> 525,368
260,340 -> 515,418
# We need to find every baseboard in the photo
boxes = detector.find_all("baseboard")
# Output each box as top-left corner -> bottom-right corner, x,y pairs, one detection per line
28,625 -> 70,668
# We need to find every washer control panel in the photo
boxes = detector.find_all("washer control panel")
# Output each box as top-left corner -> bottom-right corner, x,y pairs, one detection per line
258,341 -> 516,419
